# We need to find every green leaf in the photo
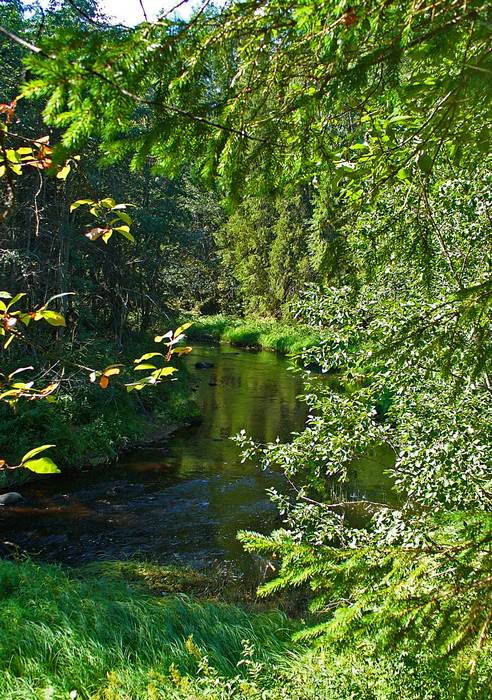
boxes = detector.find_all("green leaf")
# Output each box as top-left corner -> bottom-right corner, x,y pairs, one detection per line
23,457 -> 60,474
113,226 -> 135,244
21,444 -> 56,462
417,153 -> 433,174
115,211 -> 132,225
6,292 -> 26,310
39,310 -> 66,327
100,197 -> 116,209
396,168 -> 410,182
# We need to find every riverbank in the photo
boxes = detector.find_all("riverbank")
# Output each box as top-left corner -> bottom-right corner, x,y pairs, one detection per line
0,350 -> 199,489
1,318 -> 315,487
187,315 -> 321,354
0,557 -> 300,700
0,557 -> 464,700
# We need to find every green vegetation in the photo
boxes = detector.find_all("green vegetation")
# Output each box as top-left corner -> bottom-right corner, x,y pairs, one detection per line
0,354 -> 197,486
188,315 -> 321,355
0,558 -> 481,700
1,0 -> 491,698
0,558 -> 299,700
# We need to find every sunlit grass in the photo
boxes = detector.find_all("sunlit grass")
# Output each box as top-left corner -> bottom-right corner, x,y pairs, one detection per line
188,315 -> 321,355
0,559 -> 299,699
0,558 -> 480,699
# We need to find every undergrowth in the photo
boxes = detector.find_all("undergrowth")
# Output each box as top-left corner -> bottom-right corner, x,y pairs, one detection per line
0,336 -> 198,481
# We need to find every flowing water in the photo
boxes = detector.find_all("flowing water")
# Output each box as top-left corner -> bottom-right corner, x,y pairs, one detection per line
0,345 -> 395,571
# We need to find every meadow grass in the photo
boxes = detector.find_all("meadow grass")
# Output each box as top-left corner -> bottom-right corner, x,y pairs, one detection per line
0,558 -> 483,699
187,315 -> 321,355
0,558 -> 300,700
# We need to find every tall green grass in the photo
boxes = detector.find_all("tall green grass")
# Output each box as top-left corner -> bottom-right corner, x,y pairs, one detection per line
187,315 -> 321,355
0,558 -> 482,699
0,559 -> 298,700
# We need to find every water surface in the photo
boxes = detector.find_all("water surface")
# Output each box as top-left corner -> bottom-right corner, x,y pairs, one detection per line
0,345 -> 394,571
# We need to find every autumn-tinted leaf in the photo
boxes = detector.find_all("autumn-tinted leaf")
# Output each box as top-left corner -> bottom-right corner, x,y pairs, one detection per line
85,227 -> 110,241
99,375 -> 110,389
173,346 -> 193,356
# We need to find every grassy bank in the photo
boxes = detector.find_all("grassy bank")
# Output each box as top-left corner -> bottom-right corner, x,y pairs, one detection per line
0,558 -> 300,700
187,315 -> 321,355
0,558 -> 477,700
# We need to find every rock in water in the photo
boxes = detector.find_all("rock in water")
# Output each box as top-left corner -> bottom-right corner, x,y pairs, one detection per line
195,361 -> 214,369
0,492 -> 24,506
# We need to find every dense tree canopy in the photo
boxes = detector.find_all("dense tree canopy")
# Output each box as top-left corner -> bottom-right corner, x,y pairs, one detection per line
1,0 -> 491,696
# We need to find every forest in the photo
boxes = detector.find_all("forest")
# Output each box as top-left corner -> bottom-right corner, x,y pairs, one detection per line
0,0 -> 491,698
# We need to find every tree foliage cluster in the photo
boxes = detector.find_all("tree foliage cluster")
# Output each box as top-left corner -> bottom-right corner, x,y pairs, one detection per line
0,0 -> 491,697
0,1 -> 234,470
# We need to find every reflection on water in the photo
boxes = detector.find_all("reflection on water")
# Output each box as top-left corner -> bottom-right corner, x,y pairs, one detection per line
0,345 -> 395,570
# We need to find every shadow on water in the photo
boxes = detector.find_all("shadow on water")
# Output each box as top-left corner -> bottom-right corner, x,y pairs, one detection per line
0,345 -> 396,572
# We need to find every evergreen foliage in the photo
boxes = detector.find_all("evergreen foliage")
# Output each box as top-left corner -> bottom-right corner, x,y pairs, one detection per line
0,1 -> 491,696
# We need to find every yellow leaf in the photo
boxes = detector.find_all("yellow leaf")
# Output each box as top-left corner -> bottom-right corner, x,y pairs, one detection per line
23,456 -> 60,474
174,322 -> 193,338
56,163 -> 71,180
21,444 -> 56,463
102,366 -> 122,378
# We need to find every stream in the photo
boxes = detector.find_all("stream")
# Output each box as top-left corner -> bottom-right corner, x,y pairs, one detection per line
0,345 -> 395,573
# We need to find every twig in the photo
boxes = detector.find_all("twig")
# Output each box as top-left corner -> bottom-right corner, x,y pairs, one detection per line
139,0 -> 149,23
0,24 -> 273,146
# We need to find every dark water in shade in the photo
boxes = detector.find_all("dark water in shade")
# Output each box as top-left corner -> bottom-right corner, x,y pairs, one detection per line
0,345 -> 395,572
